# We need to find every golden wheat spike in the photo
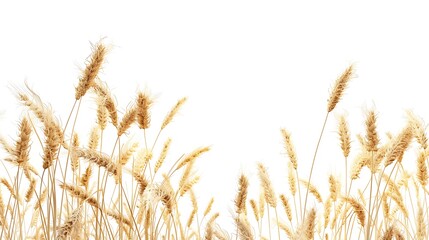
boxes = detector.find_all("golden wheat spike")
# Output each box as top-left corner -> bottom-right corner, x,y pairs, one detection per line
75,42 -> 107,100
337,115 -> 351,158
161,97 -> 187,130
235,174 -> 249,214
257,162 -> 277,208
327,65 -> 354,112
136,91 -> 153,129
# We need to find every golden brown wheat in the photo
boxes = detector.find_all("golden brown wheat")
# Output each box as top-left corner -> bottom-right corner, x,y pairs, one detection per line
384,126 -> 413,167
117,106 -> 137,136
249,199 -> 259,222
136,91 -> 153,129
417,201 -> 426,240
75,42 -> 107,100
417,151 -> 428,186
203,197 -> 214,217
73,147 -> 117,176
293,208 -> 316,240
175,146 -> 210,171
118,141 -> 139,166
407,110 -> 428,150
59,183 -> 100,209
25,178 -> 36,202
279,194 -> 292,222
328,174 -> 340,202
92,80 -> 118,127
154,138 -> 171,173
365,110 -> 379,152
15,116 -> 32,165
80,166 -> 92,189
161,97 -> 187,130
337,115 -> 351,158
88,126 -> 101,151
56,205 -> 83,240
288,162 -> 296,196
235,174 -> 249,214
327,64 -> 354,112
42,118 -> 61,169
96,95 -> 109,130
235,213 -> 254,240
343,197 -> 365,228
300,179 -> 322,203
71,133 -> 80,172
257,163 -> 277,208
281,128 -> 298,169
324,198 -> 332,228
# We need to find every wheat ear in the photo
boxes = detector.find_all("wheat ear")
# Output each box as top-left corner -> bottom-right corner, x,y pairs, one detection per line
235,174 -> 249,214
136,91 -> 153,129
75,42 -> 107,100
161,97 -> 187,130
327,65 -> 354,112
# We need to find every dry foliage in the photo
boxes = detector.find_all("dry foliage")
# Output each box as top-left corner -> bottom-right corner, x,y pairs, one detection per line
1,43 -> 428,240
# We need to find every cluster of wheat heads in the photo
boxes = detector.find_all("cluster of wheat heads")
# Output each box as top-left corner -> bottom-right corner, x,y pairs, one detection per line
0,42 -> 224,240
1,42 -> 428,240
232,66 -> 428,240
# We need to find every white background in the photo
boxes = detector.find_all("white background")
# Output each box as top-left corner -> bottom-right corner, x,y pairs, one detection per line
1,1 -> 429,231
